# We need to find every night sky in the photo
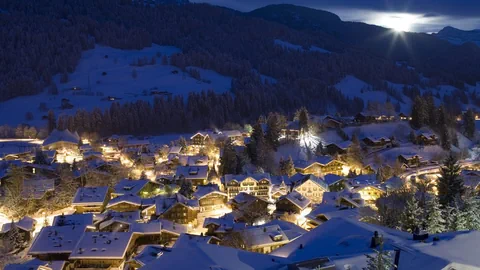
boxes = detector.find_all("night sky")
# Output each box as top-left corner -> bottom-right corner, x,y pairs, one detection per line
191,0 -> 480,33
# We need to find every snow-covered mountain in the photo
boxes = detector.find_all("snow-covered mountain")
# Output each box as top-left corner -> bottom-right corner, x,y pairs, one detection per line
435,26 -> 480,47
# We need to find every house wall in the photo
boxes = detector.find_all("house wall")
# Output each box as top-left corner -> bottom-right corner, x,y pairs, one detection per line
294,180 -> 327,203
276,198 -> 301,214
161,204 -> 198,225
107,202 -> 140,212
299,162 -> 343,177
225,178 -> 271,200
74,204 -> 104,214
199,193 -> 228,212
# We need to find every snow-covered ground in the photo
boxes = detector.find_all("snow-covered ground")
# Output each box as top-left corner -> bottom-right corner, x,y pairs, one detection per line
0,44 -> 233,127
274,39 -> 330,54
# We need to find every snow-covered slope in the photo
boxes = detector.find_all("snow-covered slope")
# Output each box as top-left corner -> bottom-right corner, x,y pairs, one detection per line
0,44 -> 232,127
435,26 -> 480,47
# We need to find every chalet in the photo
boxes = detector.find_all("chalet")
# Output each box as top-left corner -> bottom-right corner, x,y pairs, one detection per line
398,112 -> 411,121
203,213 -> 245,237
354,113 -> 376,123
290,173 -> 329,203
397,154 -> 425,168
42,129 -> 80,151
69,232 -> 136,269
72,186 -> 111,213
323,174 -> 346,192
281,121 -> 301,140
120,139 -> 149,151
193,184 -> 228,212
128,245 -> 168,269
22,164 -> 58,179
322,116 -> 343,129
106,194 -> 143,212
227,225 -> 290,254
128,221 -> 162,246
275,191 -> 311,215
362,137 -> 392,148
270,180 -> 289,201
178,155 -> 209,167
351,185 -> 385,205
304,205 -> 360,229
167,146 -> 182,159
112,179 -> 156,198
461,170 -> 480,193
52,213 -> 98,229
4,259 -> 67,270
28,225 -> 88,261
416,132 -> 438,145
229,192 -> 270,212
223,173 -> 272,200
321,191 -> 364,209
325,141 -> 352,156
142,194 -> 199,226
175,165 -> 209,187
98,211 -> 142,232
190,132 -> 211,146
294,156 -> 345,177
0,216 -> 36,242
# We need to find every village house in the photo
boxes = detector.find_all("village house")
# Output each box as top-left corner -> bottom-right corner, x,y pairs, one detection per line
294,156 -> 345,177
323,174 -> 346,192
112,179 -> 157,198
305,203 -> 360,229
270,180 -> 289,201
72,186 -> 111,213
397,154 -> 426,168
0,216 -> 36,242
229,192 -> 270,212
281,121 -> 301,140
275,191 -> 311,215
98,211 -> 142,232
227,224 -> 290,254
223,173 -> 272,200
190,132 -> 211,147
324,141 -> 352,156
178,155 -> 209,167
52,213 -> 98,229
68,232 -> 137,269
203,213 -> 246,237
322,116 -> 344,129
398,112 -> 411,121
22,164 -> 58,179
290,173 -> 329,204
351,185 -> 385,205
362,136 -> 392,149
42,129 -> 80,152
461,170 -> 480,194
28,225 -> 88,261
175,165 -> 209,187
416,132 -> 438,145
106,194 -> 144,212
193,184 -> 228,212
142,194 -> 199,226
354,113 -> 376,123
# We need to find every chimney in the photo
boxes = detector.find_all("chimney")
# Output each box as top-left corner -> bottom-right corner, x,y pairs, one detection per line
370,231 -> 383,248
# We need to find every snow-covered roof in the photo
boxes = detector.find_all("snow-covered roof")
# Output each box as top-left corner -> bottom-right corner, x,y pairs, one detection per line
131,245 -> 167,267
52,213 -> 95,227
158,218 -> 188,235
168,146 -> 182,154
221,130 -> 243,138
28,225 -> 87,255
178,155 -> 209,166
203,213 -> 243,232
349,174 -> 380,187
230,192 -> 269,206
4,259 -> 66,270
175,165 -> 209,180
193,184 -> 227,200
140,235 -> 291,270
278,191 -> 311,210
306,203 -> 361,224
42,129 -> 80,147
175,233 -> 219,245
223,173 -> 271,184
381,176 -> 405,190
72,186 -> 110,206
398,231 -> 480,270
238,224 -> 290,248
327,140 -> 352,149
107,194 -> 142,208
323,174 -> 345,185
271,217 -> 413,262
113,179 -> 149,196
153,194 -> 199,216
290,173 -> 329,191
1,216 -> 36,233
129,221 -> 162,235
263,219 -> 307,241
69,232 -> 135,259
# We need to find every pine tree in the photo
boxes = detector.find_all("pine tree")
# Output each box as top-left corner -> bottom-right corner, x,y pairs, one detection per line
47,110 -> 56,133
178,136 -> 188,154
315,141 -> 325,156
283,156 -> 296,176
437,154 -> 464,207
401,195 -> 421,233
296,107 -> 309,134
463,109 -> 476,139
409,130 -> 417,144
464,196 -> 480,230
265,113 -> 282,151
440,125 -> 451,150
179,178 -> 194,199
425,196 -> 445,234
451,203 -> 468,231
219,140 -> 238,176
8,221 -> 24,251
410,96 -> 426,129
363,244 -> 396,270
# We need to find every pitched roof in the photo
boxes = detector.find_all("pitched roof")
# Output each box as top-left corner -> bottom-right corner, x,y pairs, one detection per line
28,225 -> 87,255
113,179 -> 150,196
140,235 -> 291,270
323,174 -> 344,185
175,165 -> 209,180
270,217 -> 413,262
1,216 -> 36,233
52,214 -> 95,227
278,191 -> 311,210
72,186 -> 110,205
223,173 -> 272,184
193,184 -> 227,200
42,129 -> 80,146
107,194 -> 142,208
69,232 -> 135,259
291,173 -> 329,191
154,194 -> 199,216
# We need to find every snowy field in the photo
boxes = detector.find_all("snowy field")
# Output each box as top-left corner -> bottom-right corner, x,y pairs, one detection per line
0,139 -> 43,156
0,44 -> 233,127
